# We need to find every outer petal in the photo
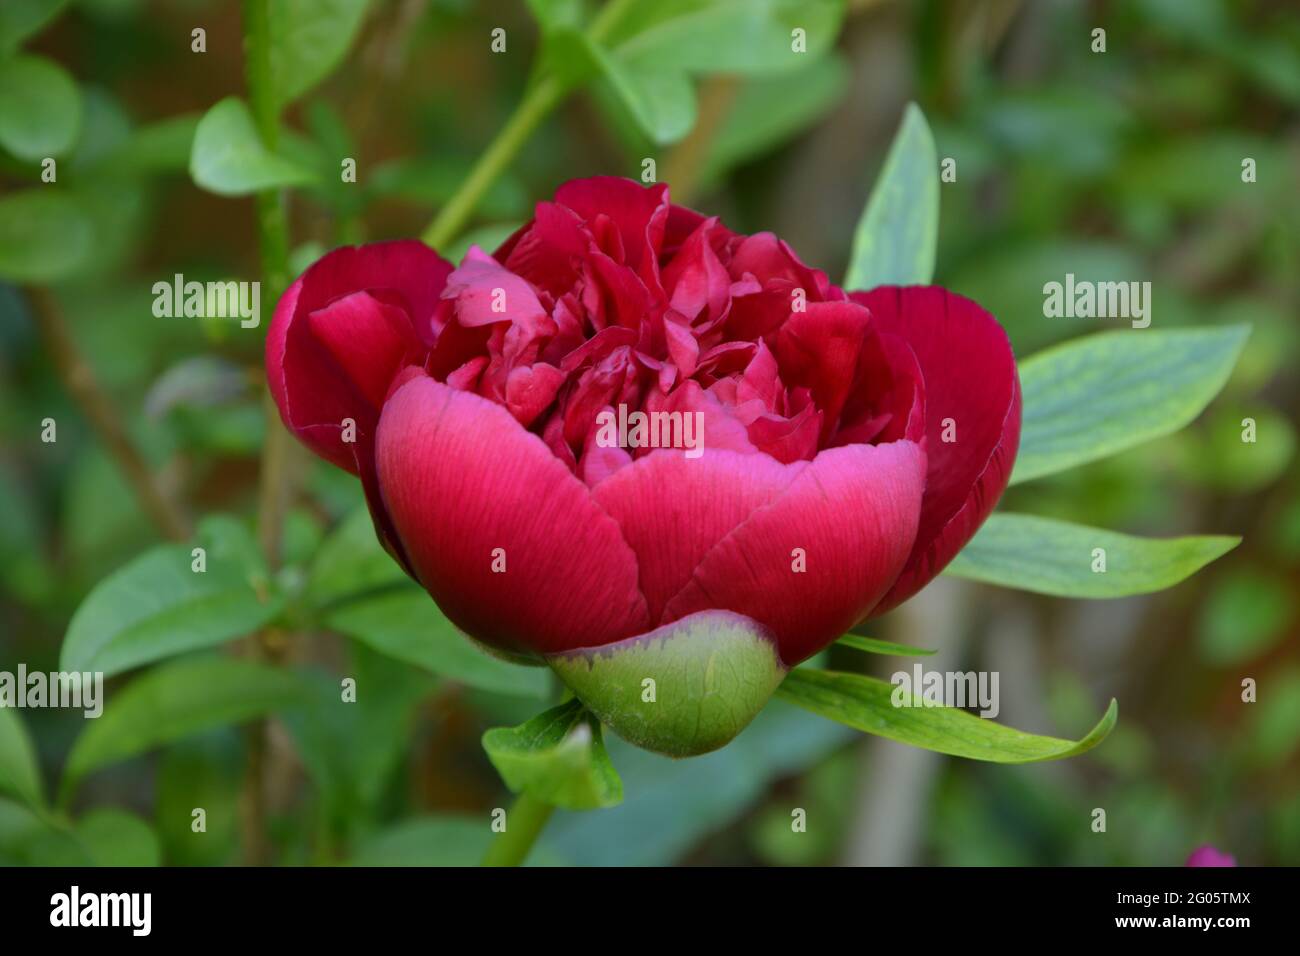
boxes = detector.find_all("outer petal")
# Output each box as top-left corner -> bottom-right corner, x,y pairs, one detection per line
375,373 -> 651,656
266,240 -> 453,472
661,440 -> 926,665
592,449 -> 800,623
851,286 -> 1021,614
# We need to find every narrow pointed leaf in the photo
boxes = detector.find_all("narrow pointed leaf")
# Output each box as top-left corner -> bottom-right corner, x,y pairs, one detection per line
778,668 -> 1116,763
944,513 -> 1238,597
844,102 -> 938,288
836,634 -> 936,657
1012,324 -> 1250,484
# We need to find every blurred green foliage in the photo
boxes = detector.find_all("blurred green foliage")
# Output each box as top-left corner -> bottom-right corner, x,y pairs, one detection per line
0,0 -> 1296,865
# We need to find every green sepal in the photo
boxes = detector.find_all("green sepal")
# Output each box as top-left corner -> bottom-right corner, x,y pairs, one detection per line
482,699 -> 622,811
547,610 -> 787,758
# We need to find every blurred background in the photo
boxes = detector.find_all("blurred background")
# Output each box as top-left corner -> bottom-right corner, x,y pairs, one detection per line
1,0 -> 1297,866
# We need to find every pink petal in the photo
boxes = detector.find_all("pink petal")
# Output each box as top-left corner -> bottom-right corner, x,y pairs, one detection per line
851,287 -> 1020,614
593,449 -> 800,623
661,440 -> 926,665
375,373 -> 650,656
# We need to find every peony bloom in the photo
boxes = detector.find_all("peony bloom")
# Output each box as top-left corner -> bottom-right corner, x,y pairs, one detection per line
267,176 -> 1020,754
1186,846 -> 1236,867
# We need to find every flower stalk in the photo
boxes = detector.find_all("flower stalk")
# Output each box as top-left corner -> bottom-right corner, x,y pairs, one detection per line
481,791 -> 556,867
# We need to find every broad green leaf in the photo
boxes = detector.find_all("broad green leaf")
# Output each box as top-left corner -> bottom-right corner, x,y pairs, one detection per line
189,97 -> 317,196
614,0 -> 844,75
0,707 -> 43,811
61,515 -> 283,678
0,798 -> 86,865
103,113 -> 200,175
837,634 -> 935,657
844,102 -> 938,289
1012,324 -> 1250,485
325,589 -> 549,698
0,54 -> 81,160
482,699 -> 623,810
74,809 -> 160,867
0,0 -> 68,53
778,668 -> 1117,763
595,52 -> 696,145
944,513 -> 1239,598
62,657 -> 311,798
268,0 -> 371,110
0,189 -> 93,282
306,507 -> 407,609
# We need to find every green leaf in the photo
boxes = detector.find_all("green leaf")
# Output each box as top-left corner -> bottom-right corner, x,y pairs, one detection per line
836,634 -> 935,657
594,51 -> 696,145
0,189 -> 92,282
777,668 -> 1117,763
103,113 -> 200,175
614,0 -> 844,75
61,515 -> 283,678
0,0 -> 68,54
0,707 -> 43,811
306,507 -> 408,608
546,700 -> 850,865
62,657 -> 310,799
526,0 -> 586,32
843,102 -> 939,289
944,513 -> 1239,598
268,0 -> 371,110
325,589 -> 549,698
1012,324 -> 1250,485
189,97 -> 317,196
74,809 -> 160,867
482,699 -> 623,810
0,54 -> 81,160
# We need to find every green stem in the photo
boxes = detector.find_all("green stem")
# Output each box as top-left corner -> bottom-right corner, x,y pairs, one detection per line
242,0 -> 294,570
481,791 -> 556,867
420,0 -> 639,251
241,0 -> 295,866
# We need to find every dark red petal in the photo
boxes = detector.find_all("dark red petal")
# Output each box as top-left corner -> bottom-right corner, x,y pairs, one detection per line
851,286 -> 1021,614
266,240 -> 453,472
375,374 -> 651,656
555,176 -> 668,272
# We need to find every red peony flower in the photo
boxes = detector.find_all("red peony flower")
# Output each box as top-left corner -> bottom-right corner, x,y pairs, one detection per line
267,176 -> 1020,754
